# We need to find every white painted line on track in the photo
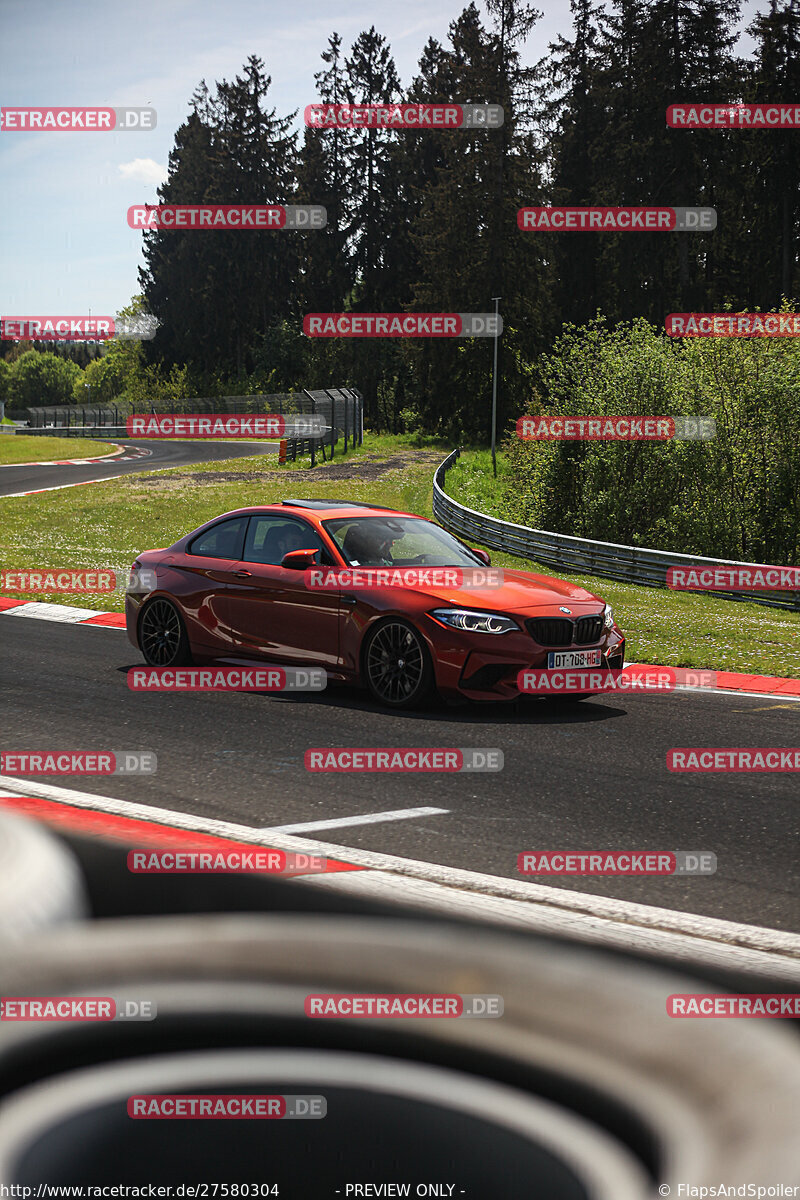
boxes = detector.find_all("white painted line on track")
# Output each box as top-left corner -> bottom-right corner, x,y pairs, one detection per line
670,686 -> 800,703
0,462 -> 183,498
3,602 -> 101,623
1,482 -> 107,498
260,807 -> 449,833
1,775 -> 798,981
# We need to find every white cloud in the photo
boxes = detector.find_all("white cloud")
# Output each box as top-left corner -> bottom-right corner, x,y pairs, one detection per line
118,158 -> 167,185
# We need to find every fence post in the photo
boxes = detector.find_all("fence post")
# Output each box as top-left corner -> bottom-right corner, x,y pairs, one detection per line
303,390 -> 318,468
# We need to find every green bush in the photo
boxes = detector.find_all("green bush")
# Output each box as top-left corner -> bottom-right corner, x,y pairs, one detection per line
502,314 -> 800,564
6,351 -> 82,410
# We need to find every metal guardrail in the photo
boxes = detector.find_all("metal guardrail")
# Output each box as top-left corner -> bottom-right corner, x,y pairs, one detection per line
23,386 -> 363,455
20,387 -> 363,467
433,449 -> 800,612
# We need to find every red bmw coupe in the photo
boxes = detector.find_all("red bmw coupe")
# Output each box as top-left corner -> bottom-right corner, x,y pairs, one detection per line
125,500 -> 625,707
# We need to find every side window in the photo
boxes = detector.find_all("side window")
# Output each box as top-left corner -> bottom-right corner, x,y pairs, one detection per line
188,517 -> 248,559
242,515 -> 330,566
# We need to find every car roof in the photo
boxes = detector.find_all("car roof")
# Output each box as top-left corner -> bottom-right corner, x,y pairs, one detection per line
281,499 -> 406,512
208,501 -> 421,521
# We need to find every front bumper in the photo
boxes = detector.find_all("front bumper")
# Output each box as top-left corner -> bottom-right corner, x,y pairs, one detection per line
423,616 -> 626,702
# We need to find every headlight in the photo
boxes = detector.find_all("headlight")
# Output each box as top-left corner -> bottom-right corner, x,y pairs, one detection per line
603,603 -> 614,629
430,609 -> 519,634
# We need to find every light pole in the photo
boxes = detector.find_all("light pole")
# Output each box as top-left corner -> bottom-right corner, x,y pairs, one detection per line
490,296 -> 501,478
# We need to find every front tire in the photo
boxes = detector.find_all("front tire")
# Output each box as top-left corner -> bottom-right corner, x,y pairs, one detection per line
363,618 -> 434,709
139,597 -> 192,667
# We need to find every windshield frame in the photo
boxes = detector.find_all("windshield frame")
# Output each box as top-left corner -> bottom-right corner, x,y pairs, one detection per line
321,515 -> 486,568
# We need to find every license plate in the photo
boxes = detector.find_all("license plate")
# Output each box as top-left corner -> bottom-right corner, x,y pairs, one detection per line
548,649 -> 602,669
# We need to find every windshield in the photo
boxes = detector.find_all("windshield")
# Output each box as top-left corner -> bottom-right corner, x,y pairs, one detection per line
323,515 -> 484,568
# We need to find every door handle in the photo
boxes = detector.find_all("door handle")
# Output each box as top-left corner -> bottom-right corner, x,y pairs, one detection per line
234,570 -> 253,578
341,594 -> 358,605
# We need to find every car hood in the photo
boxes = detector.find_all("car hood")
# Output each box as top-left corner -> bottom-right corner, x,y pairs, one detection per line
398,569 -> 603,612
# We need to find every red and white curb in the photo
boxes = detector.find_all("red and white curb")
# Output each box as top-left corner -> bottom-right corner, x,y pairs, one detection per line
0,443 -> 125,468
0,778 -> 798,981
0,597 -> 125,627
2,597 -> 798,697
624,661 -> 800,700
0,788 -> 362,880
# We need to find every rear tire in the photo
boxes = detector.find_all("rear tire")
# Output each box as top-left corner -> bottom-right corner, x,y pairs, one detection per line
363,618 -> 435,709
139,597 -> 193,667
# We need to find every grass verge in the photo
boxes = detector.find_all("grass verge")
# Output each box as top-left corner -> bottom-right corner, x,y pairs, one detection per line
0,435 -> 113,464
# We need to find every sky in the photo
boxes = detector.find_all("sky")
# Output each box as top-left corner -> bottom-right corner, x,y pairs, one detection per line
0,0 -> 763,317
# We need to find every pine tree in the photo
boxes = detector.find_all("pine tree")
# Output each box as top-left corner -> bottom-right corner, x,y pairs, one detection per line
746,0 -> 800,302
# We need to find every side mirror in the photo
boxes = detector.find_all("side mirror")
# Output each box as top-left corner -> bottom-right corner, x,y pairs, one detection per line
471,548 -> 491,566
281,548 -> 320,570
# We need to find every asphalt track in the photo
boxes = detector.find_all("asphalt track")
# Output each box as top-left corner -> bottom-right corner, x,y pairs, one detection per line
1,618 -> 797,933
0,439 -> 281,496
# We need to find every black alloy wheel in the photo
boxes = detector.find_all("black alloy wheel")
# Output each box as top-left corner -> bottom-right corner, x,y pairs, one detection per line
363,619 -> 434,709
139,598 -> 192,667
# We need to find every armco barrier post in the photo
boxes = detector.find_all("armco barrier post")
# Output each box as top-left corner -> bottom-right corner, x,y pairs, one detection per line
303,389 -> 318,468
